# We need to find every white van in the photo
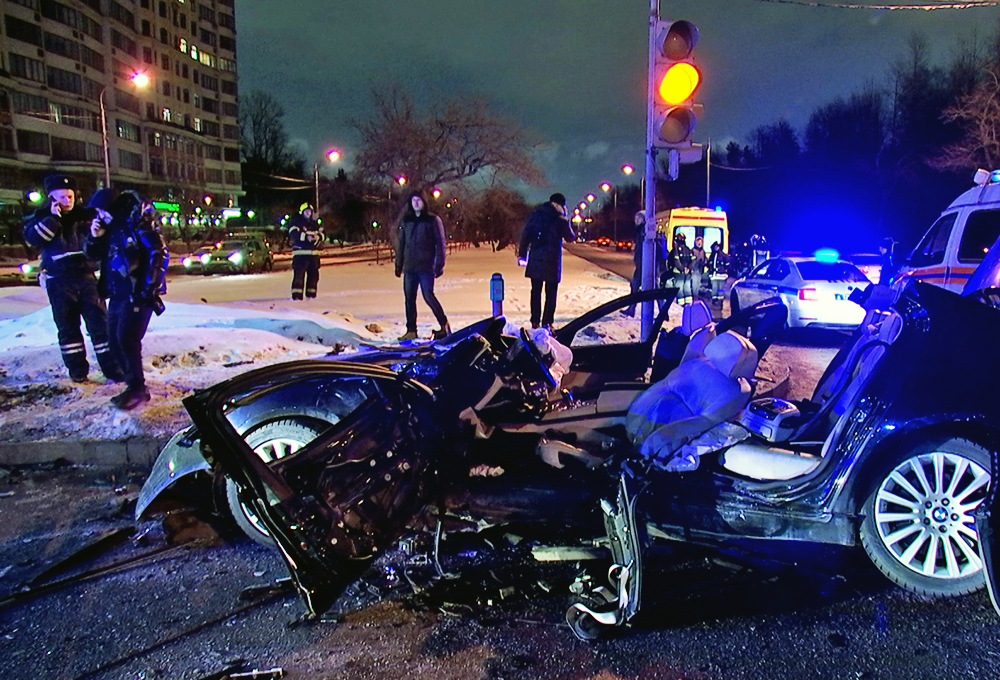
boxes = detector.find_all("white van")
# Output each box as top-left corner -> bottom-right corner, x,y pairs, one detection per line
899,169 -> 1000,293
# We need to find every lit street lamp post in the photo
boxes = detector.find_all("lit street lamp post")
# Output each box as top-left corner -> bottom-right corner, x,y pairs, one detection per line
314,148 -> 341,214
600,182 -> 617,243
100,71 -> 149,189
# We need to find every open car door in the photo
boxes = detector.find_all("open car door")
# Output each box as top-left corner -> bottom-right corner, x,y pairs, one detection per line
184,360 -> 442,616
554,288 -> 677,396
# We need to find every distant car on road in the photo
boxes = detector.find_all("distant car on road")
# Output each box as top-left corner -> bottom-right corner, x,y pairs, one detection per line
201,238 -> 274,275
730,256 -> 868,329
181,246 -> 215,275
616,240 -> 634,252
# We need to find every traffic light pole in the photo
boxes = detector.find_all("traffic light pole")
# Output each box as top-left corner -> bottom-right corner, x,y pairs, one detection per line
641,0 -> 659,339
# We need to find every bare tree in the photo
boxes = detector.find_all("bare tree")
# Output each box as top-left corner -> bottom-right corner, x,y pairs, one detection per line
935,64 -> 1000,171
239,90 -> 302,173
749,119 -> 800,167
352,85 -> 545,191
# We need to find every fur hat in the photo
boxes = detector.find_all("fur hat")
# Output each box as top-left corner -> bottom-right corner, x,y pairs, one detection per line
43,174 -> 77,194
87,188 -> 114,212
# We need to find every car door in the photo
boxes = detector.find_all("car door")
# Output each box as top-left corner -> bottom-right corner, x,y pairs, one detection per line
184,360 -> 441,616
735,259 -> 787,309
552,288 -> 677,397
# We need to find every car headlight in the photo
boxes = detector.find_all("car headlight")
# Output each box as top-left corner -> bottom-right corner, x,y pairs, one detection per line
182,257 -> 192,267
200,253 -> 211,265
228,252 -> 243,265
20,263 -> 33,274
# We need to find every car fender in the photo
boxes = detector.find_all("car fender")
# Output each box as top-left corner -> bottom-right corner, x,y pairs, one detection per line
135,425 -> 209,519
840,413 -> 1000,515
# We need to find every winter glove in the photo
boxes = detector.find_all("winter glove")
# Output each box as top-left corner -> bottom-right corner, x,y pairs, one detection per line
435,268 -> 444,278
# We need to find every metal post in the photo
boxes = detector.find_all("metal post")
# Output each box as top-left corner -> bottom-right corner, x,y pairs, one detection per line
99,88 -> 110,189
490,272 -> 504,317
613,189 -> 618,243
706,137 -> 711,208
313,162 -> 320,213
641,0 -> 659,339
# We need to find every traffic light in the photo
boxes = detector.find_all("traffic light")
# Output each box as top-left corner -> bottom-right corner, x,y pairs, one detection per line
649,20 -> 700,149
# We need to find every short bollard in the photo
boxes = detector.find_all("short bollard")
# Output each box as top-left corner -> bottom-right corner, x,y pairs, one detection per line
490,272 -> 504,317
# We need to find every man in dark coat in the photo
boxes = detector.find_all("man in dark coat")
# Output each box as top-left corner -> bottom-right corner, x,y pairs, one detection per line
624,210 -> 666,316
22,174 -> 123,383
878,237 -> 899,285
395,190 -> 450,341
85,192 -> 168,410
667,232 -> 694,305
287,203 -> 324,300
518,193 -> 576,328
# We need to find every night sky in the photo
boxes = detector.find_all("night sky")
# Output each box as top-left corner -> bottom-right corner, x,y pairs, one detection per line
236,0 -> 1000,206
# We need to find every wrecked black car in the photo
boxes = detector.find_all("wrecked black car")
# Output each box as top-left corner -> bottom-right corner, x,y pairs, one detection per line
140,274 -> 1000,638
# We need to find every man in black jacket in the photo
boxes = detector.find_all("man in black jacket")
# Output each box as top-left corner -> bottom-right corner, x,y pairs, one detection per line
287,203 -> 324,300
86,192 -> 168,409
395,191 -> 449,341
22,174 -> 123,383
518,193 -> 576,328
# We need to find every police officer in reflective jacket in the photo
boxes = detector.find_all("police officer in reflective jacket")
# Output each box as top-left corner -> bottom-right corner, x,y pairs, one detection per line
288,203 -> 324,300
85,191 -> 168,410
22,174 -> 124,383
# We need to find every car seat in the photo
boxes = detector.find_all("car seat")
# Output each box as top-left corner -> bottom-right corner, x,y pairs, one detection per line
651,300 -> 715,382
719,310 -> 904,481
627,330 -> 758,464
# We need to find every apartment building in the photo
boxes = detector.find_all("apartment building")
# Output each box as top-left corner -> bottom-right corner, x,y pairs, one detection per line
0,0 -> 241,217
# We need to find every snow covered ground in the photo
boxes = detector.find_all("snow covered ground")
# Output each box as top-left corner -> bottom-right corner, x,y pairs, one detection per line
0,244 -> 839,446
0,246 -> 640,443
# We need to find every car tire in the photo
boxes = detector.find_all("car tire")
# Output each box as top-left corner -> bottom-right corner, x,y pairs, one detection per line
859,437 -> 992,597
225,419 -> 325,547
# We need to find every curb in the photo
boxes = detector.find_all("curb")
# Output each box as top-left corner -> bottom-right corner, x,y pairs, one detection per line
0,436 -> 169,471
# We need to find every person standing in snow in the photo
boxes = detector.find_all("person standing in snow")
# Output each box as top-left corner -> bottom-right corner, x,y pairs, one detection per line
288,203 -> 324,300
22,174 -> 124,384
518,193 -> 576,329
85,192 -> 168,410
395,190 -> 450,341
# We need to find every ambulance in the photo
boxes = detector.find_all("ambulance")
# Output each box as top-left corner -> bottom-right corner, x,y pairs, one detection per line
655,206 -> 729,253
899,168 -> 1000,293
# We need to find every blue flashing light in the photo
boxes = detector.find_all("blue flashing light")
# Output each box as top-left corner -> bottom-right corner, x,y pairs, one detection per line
714,205 -> 722,212
991,170 -> 1000,184
814,247 -> 840,263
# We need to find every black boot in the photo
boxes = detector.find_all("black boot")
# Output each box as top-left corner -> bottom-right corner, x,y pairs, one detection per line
111,387 -> 151,410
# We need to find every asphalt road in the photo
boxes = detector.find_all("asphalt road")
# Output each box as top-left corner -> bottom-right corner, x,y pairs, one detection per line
2,466 -> 1000,680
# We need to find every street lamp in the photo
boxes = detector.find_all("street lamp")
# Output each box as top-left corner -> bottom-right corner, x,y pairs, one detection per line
314,148 -> 341,214
100,71 -> 149,188
601,181 -> 619,243
621,163 -> 645,204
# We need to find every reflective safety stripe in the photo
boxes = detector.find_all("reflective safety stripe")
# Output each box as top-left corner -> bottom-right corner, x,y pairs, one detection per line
52,250 -> 85,260
60,343 -> 86,355
93,342 -> 110,353
34,221 -> 56,241
292,250 -> 319,256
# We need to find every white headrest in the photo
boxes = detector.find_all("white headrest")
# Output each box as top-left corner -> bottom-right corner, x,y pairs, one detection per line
704,331 -> 758,380
681,300 -> 713,336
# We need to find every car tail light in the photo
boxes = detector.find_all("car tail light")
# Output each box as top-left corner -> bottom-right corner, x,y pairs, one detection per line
799,288 -> 819,301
